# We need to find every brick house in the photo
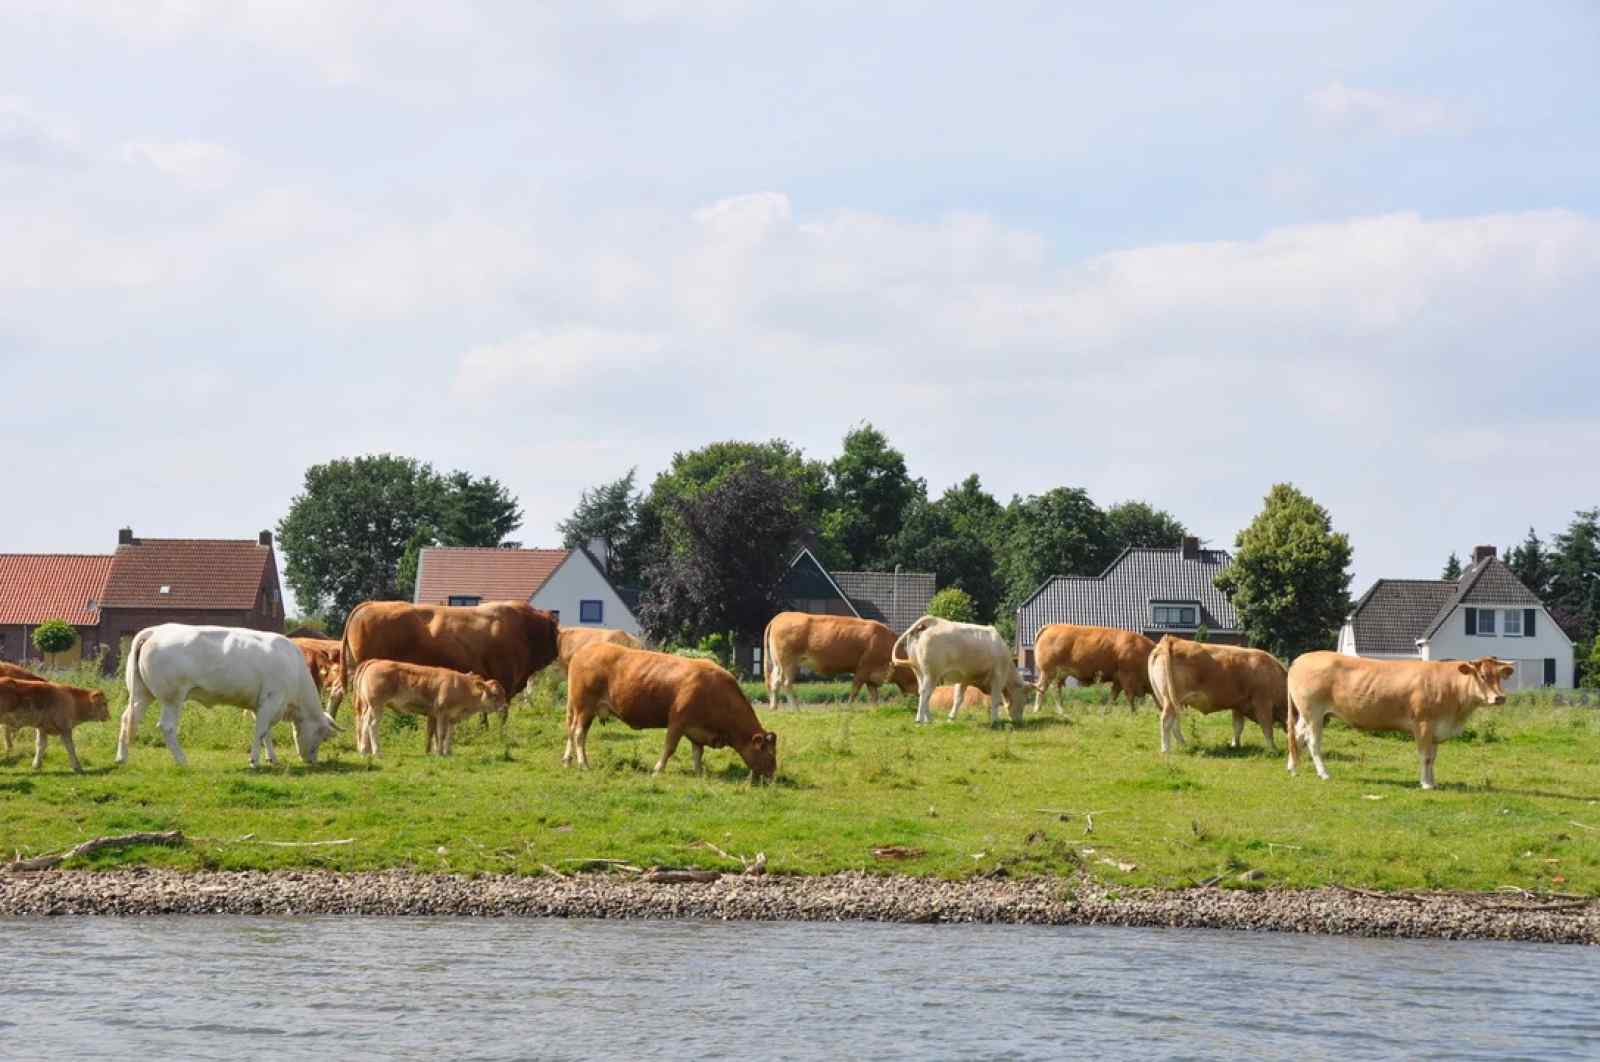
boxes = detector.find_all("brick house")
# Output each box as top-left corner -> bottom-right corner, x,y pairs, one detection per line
1014,536 -> 1245,675
0,554 -> 115,666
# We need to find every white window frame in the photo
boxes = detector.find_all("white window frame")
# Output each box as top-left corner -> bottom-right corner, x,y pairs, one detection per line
1502,609 -> 1522,637
1478,608 -> 1496,635
1151,604 -> 1198,628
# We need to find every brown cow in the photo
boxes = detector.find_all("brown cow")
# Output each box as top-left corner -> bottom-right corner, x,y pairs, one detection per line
0,662 -> 41,753
929,684 -> 990,713
557,627 -> 642,674
339,600 -> 559,727
563,642 -> 777,781
350,659 -> 507,757
762,612 -> 918,709
0,677 -> 110,772
1032,624 -> 1155,713
291,637 -> 346,712
1147,636 -> 1287,754
1286,652 -> 1514,789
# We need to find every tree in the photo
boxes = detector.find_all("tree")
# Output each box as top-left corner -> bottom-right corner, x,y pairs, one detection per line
1214,483 -> 1353,660
940,474 -> 1005,545
558,468 -> 644,585
996,487 -> 1113,615
638,467 -> 806,648
1505,527 -> 1552,597
31,619 -> 77,658
1442,551 -> 1463,581
888,498 -> 1001,621
1548,508 -> 1600,644
1105,501 -> 1187,555
819,423 -> 924,569
927,587 -> 977,623
277,454 -> 523,630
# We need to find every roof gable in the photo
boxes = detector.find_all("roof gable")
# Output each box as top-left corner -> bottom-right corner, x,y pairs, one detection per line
414,547 -> 568,605
781,549 -> 860,618
1419,556 -> 1543,641
1347,578 -> 1456,655
0,554 -> 114,626
101,539 -> 273,611
1016,547 -> 1240,646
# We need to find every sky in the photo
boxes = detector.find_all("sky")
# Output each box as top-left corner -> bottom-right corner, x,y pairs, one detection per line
3,1 -> 1597,612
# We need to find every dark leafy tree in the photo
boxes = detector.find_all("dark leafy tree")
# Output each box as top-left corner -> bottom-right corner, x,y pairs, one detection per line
638,467 -> 806,648
819,423 -> 924,569
1214,483 -> 1353,660
996,487 -> 1113,615
1105,501 -> 1187,555
1506,527 -> 1552,600
558,468 -> 644,585
1442,551 -> 1463,581
1548,508 -> 1600,644
940,474 -> 1005,547
438,471 -> 523,548
888,498 -> 1001,621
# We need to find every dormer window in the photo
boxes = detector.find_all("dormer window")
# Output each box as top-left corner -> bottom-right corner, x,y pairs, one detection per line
1152,603 -> 1198,628
159,585 -> 171,595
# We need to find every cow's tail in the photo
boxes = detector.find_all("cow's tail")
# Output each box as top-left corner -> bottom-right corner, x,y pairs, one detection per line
761,616 -> 776,687
337,603 -> 368,720
891,615 -> 936,668
124,627 -> 155,707
1148,637 -> 1179,727
1284,667 -> 1299,771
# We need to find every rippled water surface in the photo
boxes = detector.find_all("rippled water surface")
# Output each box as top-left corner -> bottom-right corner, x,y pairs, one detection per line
6,917 -> 1598,1060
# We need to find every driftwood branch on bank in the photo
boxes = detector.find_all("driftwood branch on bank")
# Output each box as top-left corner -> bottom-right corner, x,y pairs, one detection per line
6,830 -> 185,873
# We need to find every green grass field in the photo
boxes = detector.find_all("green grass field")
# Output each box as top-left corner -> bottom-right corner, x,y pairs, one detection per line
4,664 -> 1598,894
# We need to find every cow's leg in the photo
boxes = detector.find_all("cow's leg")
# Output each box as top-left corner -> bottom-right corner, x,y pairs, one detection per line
987,680 -> 1003,726
261,723 -> 279,768
948,684 -> 966,722
915,679 -> 933,724
31,730 -> 47,770
691,741 -> 705,776
1230,710 -> 1245,748
251,696 -> 283,769
1302,704 -> 1330,780
1159,703 -> 1185,754
569,714 -> 595,769
441,718 -> 455,756
1255,706 -> 1277,754
59,730 -> 83,773
424,715 -> 437,755
868,683 -> 881,706
1415,725 -> 1437,790
2,725 -> 13,755
653,724 -> 684,774
848,677 -> 864,704
1031,671 -> 1048,714
157,698 -> 187,767
116,685 -> 153,764
363,707 -> 383,759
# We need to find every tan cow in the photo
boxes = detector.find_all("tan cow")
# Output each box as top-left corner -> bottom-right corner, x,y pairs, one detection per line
763,612 -> 919,709
1286,652 -> 1514,789
291,637 -> 346,712
1147,636 -> 1288,754
557,627 -> 642,674
0,677 -> 110,772
929,685 -> 990,713
0,661 -> 41,753
1032,624 -> 1155,713
350,659 -> 508,758
891,616 -> 1028,725
563,643 -> 777,781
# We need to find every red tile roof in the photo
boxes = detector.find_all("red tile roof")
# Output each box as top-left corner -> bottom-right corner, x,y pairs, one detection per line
101,539 -> 274,610
414,548 -> 568,605
0,554 -> 113,626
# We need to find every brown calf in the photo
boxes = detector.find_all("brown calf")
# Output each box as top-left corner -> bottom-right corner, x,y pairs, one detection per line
0,677 -> 110,772
350,659 -> 507,758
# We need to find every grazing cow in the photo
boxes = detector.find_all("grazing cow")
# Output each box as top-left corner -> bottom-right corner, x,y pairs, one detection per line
930,684 -> 991,714
891,616 -> 1028,725
0,661 -> 41,753
340,601 -> 559,728
1147,636 -> 1287,754
1032,624 -> 1155,713
1286,652 -> 1514,789
350,660 -> 507,758
116,624 -> 339,768
0,677 -> 109,773
563,643 -> 778,781
763,612 -> 919,709
557,627 -> 642,674
291,637 -> 346,712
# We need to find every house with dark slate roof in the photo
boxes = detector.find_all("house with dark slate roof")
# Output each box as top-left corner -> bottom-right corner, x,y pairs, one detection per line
1014,537 -> 1244,673
1339,545 -> 1574,689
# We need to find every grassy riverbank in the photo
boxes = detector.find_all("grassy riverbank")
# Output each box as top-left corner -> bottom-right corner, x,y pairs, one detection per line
4,667 -> 1598,894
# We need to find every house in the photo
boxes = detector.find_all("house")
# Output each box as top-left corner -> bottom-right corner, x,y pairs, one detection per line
1,527 -> 286,671
0,554 -> 114,666
1340,545 -> 1573,690
412,545 -> 642,639
1014,537 -> 1244,673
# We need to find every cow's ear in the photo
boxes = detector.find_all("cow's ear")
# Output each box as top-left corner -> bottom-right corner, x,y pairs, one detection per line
1457,662 -> 1474,675
1498,664 -> 1515,679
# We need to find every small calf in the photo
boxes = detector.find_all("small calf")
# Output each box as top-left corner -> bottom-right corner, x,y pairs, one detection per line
0,677 -> 111,773
350,660 -> 507,758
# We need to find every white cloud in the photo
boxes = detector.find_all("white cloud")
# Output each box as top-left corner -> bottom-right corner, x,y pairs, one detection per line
119,139 -> 242,189
0,96 -> 82,168
1306,82 -> 1466,136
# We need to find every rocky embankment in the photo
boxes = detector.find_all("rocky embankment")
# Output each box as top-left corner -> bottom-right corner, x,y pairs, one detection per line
1,869 -> 1595,944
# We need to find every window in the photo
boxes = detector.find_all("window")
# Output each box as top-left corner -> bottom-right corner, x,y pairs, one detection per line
1152,605 -> 1198,627
1478,609 -> 1496,635
751,645 -> 763,673
448,595 -> 481,607
1502,609 -> 1522,637
550,610 -> 559,623
579,599 -> 604,624
1544,658 -> 1557,686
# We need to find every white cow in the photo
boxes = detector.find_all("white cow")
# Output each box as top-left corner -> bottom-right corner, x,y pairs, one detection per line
115,624 -> 340,768
891,615 -> 1028,725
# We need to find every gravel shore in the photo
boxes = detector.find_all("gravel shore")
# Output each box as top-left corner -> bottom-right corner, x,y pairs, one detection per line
2,869 -> 1594,944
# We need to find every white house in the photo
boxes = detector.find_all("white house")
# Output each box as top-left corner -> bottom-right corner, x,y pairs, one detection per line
1340,545 -> 1573,690
413,544 -> 642,639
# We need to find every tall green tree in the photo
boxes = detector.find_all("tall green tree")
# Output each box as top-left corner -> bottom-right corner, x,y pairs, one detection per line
558,468 -> 644,585
1106,500 -> 1187,555
1548,508 -> 1600,643
277,455 -> 522,629
819,423 -> 924,569
940,474 -> 1005,545
1213,483 -> 1353,660
1442,551 -> 1463,581
889,498 -> 1001,621
996,487 -> 1113,616
1506,526 -> 1553,599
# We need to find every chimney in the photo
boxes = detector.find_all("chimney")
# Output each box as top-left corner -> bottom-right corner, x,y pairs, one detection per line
586,536 -> 609,573
1472,544 -> 1496,565
258,530 -> 273,547
118,527 -> 134,545
1181,536 -> 1200,560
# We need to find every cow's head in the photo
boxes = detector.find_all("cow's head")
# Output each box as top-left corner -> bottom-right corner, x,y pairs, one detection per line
891,663 -> 919,696
292,709 -> 340,764
76,688 -> 110,724
739,730 -> 778,783
1002,670 -> 1029,723
478,677 -> 509,713
1458,657 -> 1515,706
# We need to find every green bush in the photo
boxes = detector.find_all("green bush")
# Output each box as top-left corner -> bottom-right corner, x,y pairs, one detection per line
927,587 -> 976,624
31,619 -> 78,656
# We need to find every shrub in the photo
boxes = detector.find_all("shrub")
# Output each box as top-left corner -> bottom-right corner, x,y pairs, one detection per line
927,587 -> 976,624
31,619 -> 78,656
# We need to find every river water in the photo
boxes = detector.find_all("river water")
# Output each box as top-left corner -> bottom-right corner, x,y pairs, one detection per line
6,917 -> 1597,1060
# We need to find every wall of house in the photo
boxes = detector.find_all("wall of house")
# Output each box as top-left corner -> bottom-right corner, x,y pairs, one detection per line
96,608 -> 269,673
1423,604 -> 1574,689
529,556 -> 641,638
0,624 -> 102,667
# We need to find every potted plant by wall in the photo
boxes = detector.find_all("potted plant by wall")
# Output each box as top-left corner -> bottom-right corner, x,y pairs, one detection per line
31,619 -> 78,668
